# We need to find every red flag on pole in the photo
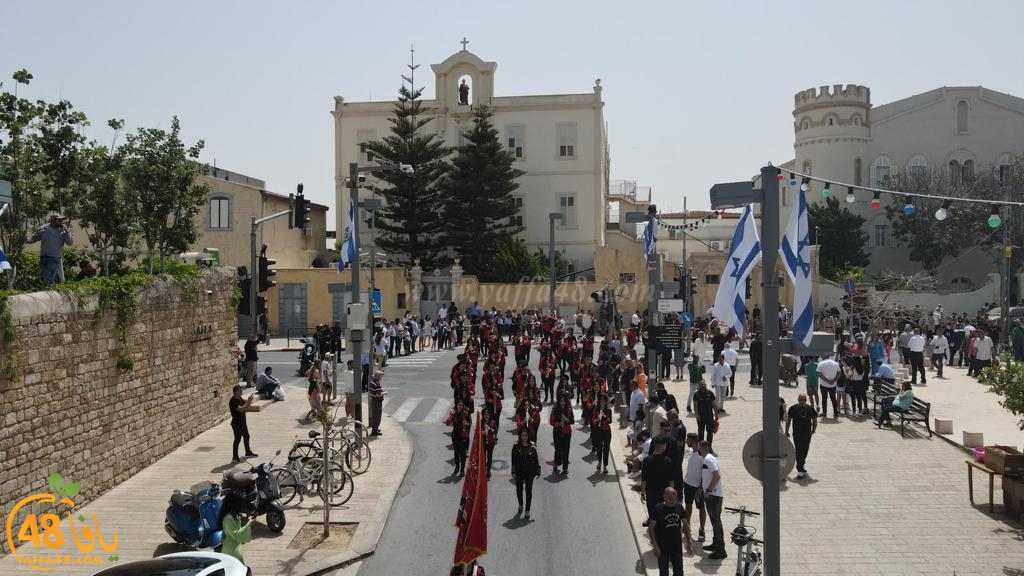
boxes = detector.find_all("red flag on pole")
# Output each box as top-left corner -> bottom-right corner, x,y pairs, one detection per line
453,409 -> 488,566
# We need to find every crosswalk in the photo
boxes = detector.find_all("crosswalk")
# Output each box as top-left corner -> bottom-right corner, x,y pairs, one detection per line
379,350 -> 449,370
382,395 -> 584,425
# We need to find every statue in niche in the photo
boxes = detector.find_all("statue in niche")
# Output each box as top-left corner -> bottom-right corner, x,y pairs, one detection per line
458,79 -> 469,105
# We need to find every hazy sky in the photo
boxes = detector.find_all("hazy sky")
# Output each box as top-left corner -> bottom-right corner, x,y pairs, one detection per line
4,0 -> 1023,222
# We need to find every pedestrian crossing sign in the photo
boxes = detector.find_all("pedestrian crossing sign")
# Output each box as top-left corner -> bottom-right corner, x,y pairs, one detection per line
371,289 -> 382,316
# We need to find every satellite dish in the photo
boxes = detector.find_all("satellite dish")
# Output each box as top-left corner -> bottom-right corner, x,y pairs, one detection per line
741,431 -> 796,482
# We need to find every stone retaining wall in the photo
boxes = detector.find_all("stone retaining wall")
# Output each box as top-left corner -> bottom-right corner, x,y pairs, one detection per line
0,268 -> 238,553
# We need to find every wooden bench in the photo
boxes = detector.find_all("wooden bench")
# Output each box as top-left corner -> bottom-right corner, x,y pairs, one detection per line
966,459 -> 1001,513
870,380 -> 899,420
872,383 -> 932,438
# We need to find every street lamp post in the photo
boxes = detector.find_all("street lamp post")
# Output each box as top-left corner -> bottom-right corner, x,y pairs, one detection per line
348,162 -> 411,428
625,208 -> 659,380
548,212 -> 563,315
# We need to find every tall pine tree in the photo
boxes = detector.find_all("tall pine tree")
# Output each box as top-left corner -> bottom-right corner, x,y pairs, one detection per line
365,85 -> 449,271
442,105 -> 525,279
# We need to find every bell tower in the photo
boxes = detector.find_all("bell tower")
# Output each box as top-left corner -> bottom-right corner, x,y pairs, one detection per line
431,45 -> 497,109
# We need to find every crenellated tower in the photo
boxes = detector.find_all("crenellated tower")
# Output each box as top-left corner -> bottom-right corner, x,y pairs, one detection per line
792,84 -> 872,202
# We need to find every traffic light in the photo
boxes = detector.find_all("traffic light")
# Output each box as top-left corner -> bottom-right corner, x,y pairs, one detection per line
590,290 -> 605,303
258,255 -> 277,292
237,278 -> 252,314
841,294 -> 851,311
677,270 -> 686,302
745,277 -> 752,300
255,295 -> 267,316
688,269 -> 698,301
291,183 -> 311,229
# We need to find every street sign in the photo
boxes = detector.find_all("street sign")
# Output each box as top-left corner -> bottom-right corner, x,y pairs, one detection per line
371,289 -> 382,316
742,431 -> 796,482
657,298 -> 684,313
682,312 -> 693,325
844,278 -> 857,294
654,324 -> 684,349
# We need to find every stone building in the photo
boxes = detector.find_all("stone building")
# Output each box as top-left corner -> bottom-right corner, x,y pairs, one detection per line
776,84 -> 1024,290
331,48 -> 608,276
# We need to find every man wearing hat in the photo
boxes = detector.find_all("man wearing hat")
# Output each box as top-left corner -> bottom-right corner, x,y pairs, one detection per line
28,212 -> 73,285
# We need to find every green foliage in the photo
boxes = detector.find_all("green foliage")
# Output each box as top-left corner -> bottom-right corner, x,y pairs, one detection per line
807,196 -> 870,281
980,353 -> 1024,430
484,238 -> 545,283
118,116 -> 209,274
0,291 -> 18,384
441,105 -> 525,276
115,353 -> 134,371
534,247 -> 572,281
364,85 -> 450,271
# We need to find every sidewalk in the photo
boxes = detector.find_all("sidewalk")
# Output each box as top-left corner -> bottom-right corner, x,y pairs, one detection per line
0,389 -> 412,576
611,366 -> 1024,575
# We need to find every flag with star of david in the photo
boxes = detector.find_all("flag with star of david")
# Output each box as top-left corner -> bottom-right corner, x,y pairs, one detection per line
781,188 -> 814,346
712,204 -> 761,339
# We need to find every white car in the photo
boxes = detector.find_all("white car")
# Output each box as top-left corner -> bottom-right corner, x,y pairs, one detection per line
90,552 -> 250,576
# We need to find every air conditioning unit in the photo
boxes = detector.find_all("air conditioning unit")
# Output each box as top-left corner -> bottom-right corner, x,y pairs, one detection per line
303,227 -> 313,237
710,241 -> 723,250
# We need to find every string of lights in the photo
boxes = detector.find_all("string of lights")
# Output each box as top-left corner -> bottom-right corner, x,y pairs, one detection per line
652,210 -> 724,231
779,168 -> 1021,228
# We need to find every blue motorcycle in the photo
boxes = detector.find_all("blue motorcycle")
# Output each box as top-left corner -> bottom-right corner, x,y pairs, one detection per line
164,481 -> 228,551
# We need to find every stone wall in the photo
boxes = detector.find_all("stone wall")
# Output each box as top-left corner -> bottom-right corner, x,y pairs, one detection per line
0,268 -> 238,553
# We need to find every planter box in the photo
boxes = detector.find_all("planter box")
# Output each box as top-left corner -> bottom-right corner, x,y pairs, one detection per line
986,445 -> 1024,477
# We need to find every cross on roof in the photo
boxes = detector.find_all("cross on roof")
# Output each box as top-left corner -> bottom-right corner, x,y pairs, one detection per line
460,37 -> 469,51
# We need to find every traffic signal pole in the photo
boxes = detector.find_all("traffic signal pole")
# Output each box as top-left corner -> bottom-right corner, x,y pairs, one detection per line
248,209 -> 292,335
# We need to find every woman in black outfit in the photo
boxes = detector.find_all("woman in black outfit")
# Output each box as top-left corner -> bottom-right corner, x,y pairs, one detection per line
452,400 -> 470,476
550,395 -> 575,475
511,428 -> 540,519
591,395 -> 613,474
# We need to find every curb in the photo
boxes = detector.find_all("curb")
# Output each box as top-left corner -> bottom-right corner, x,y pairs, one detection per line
303,416 -> 416,576
608,415 -> 658,576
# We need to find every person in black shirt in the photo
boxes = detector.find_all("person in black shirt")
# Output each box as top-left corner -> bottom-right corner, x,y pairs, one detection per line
648,486 -> 692,576
511,428 -> 540,519
243,335 -> 259,387
748,333 -> 763,385
229,385 -> 258,463
710,331 -> 727,364
785,393 -> 818,478
641,437 -> 674,528
692,380 -> 717,449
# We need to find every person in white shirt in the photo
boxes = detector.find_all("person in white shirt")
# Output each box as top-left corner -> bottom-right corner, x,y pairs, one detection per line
816,355 -> 841,418
682,433 -> 707,544
692,331 -> 709,365
907,328 -> 926,385
631,311 -> 642,328
930,330 -> 949,378
972,329 -> 995,375
320,354 -> 334,405
628,379 -> 647,429
874,362 -> 896,386
710,354 -> 732,413
697,440 -> 727,560
722,343 -> 739,397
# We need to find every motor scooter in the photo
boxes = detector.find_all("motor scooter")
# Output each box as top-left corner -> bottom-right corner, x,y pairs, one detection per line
222,451 -> 286,532
164,481 -> 227,551
298,337 -> 318,375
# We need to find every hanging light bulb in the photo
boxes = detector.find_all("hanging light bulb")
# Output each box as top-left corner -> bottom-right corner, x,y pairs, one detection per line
776,173 -> 785,182
789,173 -> 797,187
800,177 -> 810,193
988,205 -> 1003,228
903,197 -> 915,216
845,187 -> 856,203
821,182 -> 830,198
934,200 -> 951,221
870,191 -> 881,209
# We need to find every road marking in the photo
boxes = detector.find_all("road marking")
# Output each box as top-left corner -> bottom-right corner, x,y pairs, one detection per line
391,398 -> 420,422
423,398 -> 453,423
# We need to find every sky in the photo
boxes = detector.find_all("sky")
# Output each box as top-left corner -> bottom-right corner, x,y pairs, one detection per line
4,0 -> 1024,223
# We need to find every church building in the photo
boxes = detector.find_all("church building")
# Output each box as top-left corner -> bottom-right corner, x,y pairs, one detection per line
332,45 -> 608,276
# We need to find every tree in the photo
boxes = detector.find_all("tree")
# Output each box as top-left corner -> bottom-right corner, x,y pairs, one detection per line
534,247 -> 571,280
441,105 -> 525,276
885,169 -> 994,271
119,116 -> 209,273
485,238 -> 545,283
980,353 -> 1024,430
807,196 -> 870,281
364,84 -> 450,271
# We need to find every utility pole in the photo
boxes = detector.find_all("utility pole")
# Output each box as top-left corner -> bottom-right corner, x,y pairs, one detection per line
682,196 -> 689,354
646,205 -> 659,382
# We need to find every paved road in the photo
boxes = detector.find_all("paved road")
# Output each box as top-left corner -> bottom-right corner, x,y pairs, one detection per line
355,345 -> 643,576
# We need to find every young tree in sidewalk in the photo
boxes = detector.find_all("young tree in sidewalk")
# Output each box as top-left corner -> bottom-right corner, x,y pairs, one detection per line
364,84 -> 450,271
118,116 -> 209,274
441,105 -> 525,278
807,196 -> 870,281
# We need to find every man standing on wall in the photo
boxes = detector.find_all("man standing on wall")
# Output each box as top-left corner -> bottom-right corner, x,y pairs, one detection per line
27,212 -> 73,285
229,385 -> 259,463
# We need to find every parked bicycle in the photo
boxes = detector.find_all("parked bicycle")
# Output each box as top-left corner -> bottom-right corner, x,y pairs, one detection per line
273,435 -> 354,507
288,425 -> 371,476
726,505 -> 763,576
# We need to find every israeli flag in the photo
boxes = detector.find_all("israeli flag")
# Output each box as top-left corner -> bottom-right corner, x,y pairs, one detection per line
0,247 -> 10,271
781,188 -> 814,346
712,205 -> 761,338
643,219 -> 656,262
338,203 -> 357,271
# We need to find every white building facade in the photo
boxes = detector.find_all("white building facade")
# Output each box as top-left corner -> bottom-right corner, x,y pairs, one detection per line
331,49 -> 607,275
781,84 -> 1024,289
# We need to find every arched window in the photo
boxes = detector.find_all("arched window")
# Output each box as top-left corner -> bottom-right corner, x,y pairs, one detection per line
870,214 -> 890,249
852,115 -> 862,126
998,153 -> 1013,183
870,156 -> 892,187
948,160 -> 961,185
962,159 -> 974,182
950,276 -> 973,291
802,160 -> 812,176
956,100 -> 968,133
800,118 -> 810,130
854,158 -> 863,186
908,155 -> 928,180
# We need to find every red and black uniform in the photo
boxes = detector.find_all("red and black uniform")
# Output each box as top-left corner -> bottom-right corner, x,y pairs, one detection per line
452,407 -> 471,476
540,362 -> 556,404
591,403 -> 613,472
483,409 -> 498,479
550,400 -> 575,474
